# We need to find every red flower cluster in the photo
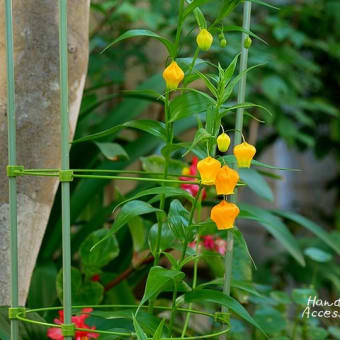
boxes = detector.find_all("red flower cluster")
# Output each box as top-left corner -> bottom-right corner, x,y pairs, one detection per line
189,235 -> 227,255
47,308 -> 99,340
180,157 -> 206,199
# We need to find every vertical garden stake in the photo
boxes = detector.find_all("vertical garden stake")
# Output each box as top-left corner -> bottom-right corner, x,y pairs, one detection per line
5,0 -> 19,339
222,1 -> 252,338
59,1 -> 73,339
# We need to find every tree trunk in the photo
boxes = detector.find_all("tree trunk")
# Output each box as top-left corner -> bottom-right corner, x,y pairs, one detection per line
0,0 -> 90,305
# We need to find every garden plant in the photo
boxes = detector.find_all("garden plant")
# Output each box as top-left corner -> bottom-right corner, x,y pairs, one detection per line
2,0 -> 340,340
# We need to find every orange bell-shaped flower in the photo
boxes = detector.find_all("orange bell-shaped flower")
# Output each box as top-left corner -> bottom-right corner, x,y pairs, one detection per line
162,61 -> 184,90
197,156 -> 221,185
215,165 -> 239,195
233,142 -> 256,168
210,200 -> 240,230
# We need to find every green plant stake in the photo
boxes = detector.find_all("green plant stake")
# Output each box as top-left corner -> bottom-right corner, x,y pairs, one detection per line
59,1 -> 73,339
221,1 -> 252,339
4,0 -> 19,339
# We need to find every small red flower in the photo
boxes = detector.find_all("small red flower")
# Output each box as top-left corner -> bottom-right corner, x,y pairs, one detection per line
180,157 -> 206,199
189,235 -> 227,255
91,274 -> 100,282
47,308 -> 99,340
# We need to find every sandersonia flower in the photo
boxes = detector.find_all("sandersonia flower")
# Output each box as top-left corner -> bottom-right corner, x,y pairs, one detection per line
47,308 -> 99,340
210,200 -> 240,230
196,29 -> 213,51
233,141 -> 256,168
197,157 -> 221,185
180,157 -> 206,199
215,165 -> 239,195
217,132 -> 231,153
162,61 -> 184,90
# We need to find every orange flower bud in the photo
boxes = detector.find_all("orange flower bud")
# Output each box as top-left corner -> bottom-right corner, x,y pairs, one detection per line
215,165 -> 239,195
217,132 -> 231,152
233,142 -> 256,168
197,156 -> 221,185
211,200 -> 240,230
162,61 -> 184,90
196,29 -> 213,51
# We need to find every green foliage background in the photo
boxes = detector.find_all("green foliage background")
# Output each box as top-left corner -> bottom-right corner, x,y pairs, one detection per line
11,0 -> 339,339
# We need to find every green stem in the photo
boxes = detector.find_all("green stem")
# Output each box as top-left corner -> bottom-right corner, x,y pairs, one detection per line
185,47 -> 200,85
221,2 -> 252,340
59,1 -> 72,339
181,191 -> 203,337
174,0 -> 185,57
169,281 -> 178,335
5,1 -> 19,339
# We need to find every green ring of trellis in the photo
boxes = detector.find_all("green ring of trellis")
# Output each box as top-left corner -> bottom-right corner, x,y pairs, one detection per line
15,305 -> 230,339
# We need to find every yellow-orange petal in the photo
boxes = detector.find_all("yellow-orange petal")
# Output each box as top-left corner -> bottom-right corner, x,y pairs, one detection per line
215,165 -> 239,195
197,156 -> 221,185
233,142 -> 256,168
162,61 -> 184,90
210,200 -> 239,230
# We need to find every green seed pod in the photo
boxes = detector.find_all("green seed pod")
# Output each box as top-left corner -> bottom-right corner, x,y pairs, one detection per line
244,36 -> 252,49
218,33 -> 225,40
220,39 -> 227,47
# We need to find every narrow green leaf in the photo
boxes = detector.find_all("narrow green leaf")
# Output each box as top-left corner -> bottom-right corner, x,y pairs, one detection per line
133,314 -> 148,340
183,0 -> 214,17
220,102 -> 272,121
169,91 -> 214,122
95,142 -> 129,161
304,247 -> 332,263
193,7 -> 207,28
183,128 -> 211,156
112,186 -> 194,217
224,25 -> 268,44
195,71 -> 218,97
222,64 -> 264,103
184,289 -> 266,335
239,203 -> 305,266
252,159 -> 301,171
272,210 -> 340,255
233,227 -> 257,269
239,168 -> 274,201
102,29 -> 175,57
249,0 -> 280,10
73,120 -> 167,144
152,319 -> 165,340
91,200 -> 160,251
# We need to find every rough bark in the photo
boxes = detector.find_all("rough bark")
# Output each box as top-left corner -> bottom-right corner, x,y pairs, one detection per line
0,0 -> 90,305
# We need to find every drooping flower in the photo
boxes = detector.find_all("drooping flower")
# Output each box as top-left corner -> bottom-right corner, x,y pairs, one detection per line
215,165 -> 239,195
210,200 -> 240,230
162,61 -> 184,90
233,142 -> 256,168
47,308 -> 99,340
196,29 -> 213,51
180,157 -> 206,199
197,157 -> 221,185
217,132 -> 231,152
